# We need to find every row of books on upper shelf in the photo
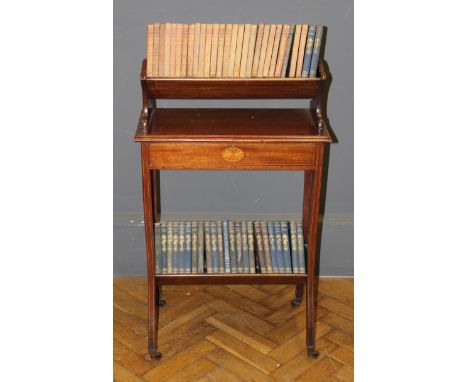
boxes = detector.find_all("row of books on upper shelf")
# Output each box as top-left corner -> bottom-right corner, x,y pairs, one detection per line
146,23 -> 323,79
154,221 -> 307,274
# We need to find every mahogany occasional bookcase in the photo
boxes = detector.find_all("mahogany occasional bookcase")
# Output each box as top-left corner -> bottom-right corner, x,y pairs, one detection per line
134,58 -> 332,360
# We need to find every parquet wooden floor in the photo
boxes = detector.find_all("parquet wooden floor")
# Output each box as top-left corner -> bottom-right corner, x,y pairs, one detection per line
114,277 -> 354,382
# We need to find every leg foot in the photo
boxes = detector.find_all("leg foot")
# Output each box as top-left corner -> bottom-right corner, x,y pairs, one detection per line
307,347 -> 319,359
291,297 -> 302,307
292,283 -> 304,307
149,347 -> 162,360
157,299 -> 166,307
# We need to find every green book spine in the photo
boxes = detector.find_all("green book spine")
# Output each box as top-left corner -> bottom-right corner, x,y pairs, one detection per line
297,222 -> 306,273
290,221 -> 300,274
235,222 -> 243,273
301,25 -> 316,77
274,222 -> 285,273
222,220 -> 231,273
155,223 -> 161,274
217,221 -> 225,273
167,222 -> 173,274
261,221 -> 273,273
281,221 -> 292,273
205,222 -> 213,273
228,221 -> 237,273
241,221 -> 249,273
185,222 -> 192,273
309,25 -> 323,78
267,222 -> 278,272
247,221 -> 256,273
191,222 -> 198,273
172,222 -> 179,273
210,222 -> 218,273
179,222 -> 185,274
197,223 -> 204,273
160,222 -> 168,274
254,222 -> 266,273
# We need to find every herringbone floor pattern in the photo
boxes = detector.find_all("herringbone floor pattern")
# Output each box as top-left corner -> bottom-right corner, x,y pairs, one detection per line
114,277 -> 353,381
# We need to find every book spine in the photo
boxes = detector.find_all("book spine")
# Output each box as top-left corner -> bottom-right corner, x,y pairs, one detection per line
235,222 -> 243,273
172,222 -> 179,273
217,221 -> 224,273
192,23 -> 201,77
204,24 -> 213,78
210,23 -> 219,77
228,221 -> 237,272
254,222 -> 266,273
187,24 -> 195,77
281,24 -> 295,77
210,222 -> 218,273
153,23 -> 160,77
160,222 -> 167,274
167,222 -> 173,273
181,24 -> 188,77
262,24 -> 276,77
227,24 -> 238,77
274,24 -> 289,78
247,221 -> 256,273
147,24 -> 154,77
155,223 -> 161,274
191,222 -> 198,273
185,222 -> 192,273
222,24 -> 232,77
170,23 -> 177,77
179,222 -> 185,273
163,23 -> 171,77
198,223 -> 204,273
245,24 -> 257,77
281,222 -> 292,273
301,25 -> 316,77
251,24 -> 264,77
198,24 -> 206,78
295,24 -> 308,77
288,24 -> 301,78
267,222 -> 278,273
239,24 -> 251,77
268,24 -> 283,77
241,221 -> 249,273
233,24 -> 244,77
216,24 -> 226,78
222,221 -> 231,273
175,23 -> 183,77
158,23 -> 166,77
290,221 -> 299,274
274,222 -> 285,273
297,222 -> 306,273
261,222 -> 273,273
309,25 -> 323,78
205,222 -> 212,273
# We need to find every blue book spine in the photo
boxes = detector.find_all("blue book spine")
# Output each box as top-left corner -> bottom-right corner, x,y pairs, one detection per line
204,222 -> 212,273
210,222 -> 218,273
290,221 -> 299,274
167,222 -> 173,274
241,221 -> 249,273
228,221 -> 237,273
185,222 -> 192,273
261,221 -> 273,273
197,223 -> 204,273
301,25 -> 316,77
281,221 -> 292,273
254,222 -> 266,273
281,24 -> 295,77
235,222 -> 243,273
179,222 -> 185,274
217,221 -> 225,274
191,222 -> 198,273
267,222 -> 278,272
247,221 -> 256,273
155,223 -> 161,274
274,222 -> 285,273
297,222 -> 306,273
172,223 -> 179,273
160,222 -> 168,274
309,25 -> 323,78
222,221 -> 231,273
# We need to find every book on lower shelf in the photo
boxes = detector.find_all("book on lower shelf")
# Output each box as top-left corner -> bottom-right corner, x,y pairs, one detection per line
154,220 -> 307,275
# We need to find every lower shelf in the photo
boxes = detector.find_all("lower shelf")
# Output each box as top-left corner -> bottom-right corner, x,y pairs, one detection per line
155,273 -> 307,285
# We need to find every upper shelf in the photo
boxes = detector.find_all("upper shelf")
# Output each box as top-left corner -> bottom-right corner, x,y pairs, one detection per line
140,59 -> 327,99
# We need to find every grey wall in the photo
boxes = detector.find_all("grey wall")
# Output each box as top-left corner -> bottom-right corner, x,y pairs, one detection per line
114,0 -> 353,275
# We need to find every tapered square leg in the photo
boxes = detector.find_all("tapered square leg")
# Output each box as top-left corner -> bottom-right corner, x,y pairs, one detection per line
291,283 -> 304,307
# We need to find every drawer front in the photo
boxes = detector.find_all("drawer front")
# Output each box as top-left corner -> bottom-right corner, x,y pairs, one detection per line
148,142 -> 317,169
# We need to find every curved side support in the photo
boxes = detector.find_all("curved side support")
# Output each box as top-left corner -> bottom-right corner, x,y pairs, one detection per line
311,60 -> 330,135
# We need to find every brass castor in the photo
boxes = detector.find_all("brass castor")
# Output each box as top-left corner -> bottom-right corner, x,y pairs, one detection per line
307,347 -> 319,358
158,299 -> 166,307
291,298 -> 302,307
149,348 -> 162,360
